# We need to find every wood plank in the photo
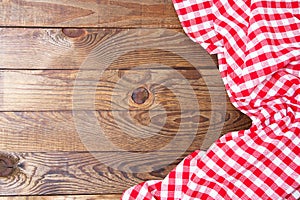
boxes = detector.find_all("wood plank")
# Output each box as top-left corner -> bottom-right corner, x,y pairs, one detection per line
0,69 -> 229,111
0,110 -> 252,152
0,28 -> 215,70
0,28 -> 226,112
0,151 -> 184,195
0,0 -> 180,28
0,195 -> 122,200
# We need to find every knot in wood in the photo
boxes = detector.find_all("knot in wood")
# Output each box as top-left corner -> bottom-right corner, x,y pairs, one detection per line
62,28 -> 87,38
0,155 -> 15,177
132,87 -> 149,104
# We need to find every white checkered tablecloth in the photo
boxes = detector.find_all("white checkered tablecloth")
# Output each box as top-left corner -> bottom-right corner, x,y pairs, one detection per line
122,0 -> 300,199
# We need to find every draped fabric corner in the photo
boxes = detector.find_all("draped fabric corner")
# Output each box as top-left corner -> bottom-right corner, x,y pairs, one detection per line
122,0 -> 300,199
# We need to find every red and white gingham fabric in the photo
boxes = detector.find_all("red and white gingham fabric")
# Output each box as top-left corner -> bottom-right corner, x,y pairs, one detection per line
122,0 -> 300,199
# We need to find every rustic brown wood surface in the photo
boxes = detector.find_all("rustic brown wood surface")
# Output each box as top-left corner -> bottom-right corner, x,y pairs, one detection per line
0,69 -> 228,111
0,28 -> 216,70
0,110 -> 251,152
0,0 -> 180,28
0,152 -> 186,195
0,3 -> 252,199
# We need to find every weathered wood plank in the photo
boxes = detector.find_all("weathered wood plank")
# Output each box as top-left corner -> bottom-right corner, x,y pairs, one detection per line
0,110 -> 252,152
0,0 -> 180,28
0,69 -> 228,111
0,151 -> 184,195
0,28 -> 215,70
0,195 -> 122,200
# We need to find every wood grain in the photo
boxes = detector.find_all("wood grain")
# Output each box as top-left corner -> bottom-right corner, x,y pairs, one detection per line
0,28 -> 216,70
0,110 -> 252,152
0,69 -> 229,111
0,28 -> 225,112
0,151 -> 189,195
0,0 -> 180,28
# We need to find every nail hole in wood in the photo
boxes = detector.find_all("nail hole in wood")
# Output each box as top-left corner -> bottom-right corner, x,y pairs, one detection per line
132,87 -> 149,104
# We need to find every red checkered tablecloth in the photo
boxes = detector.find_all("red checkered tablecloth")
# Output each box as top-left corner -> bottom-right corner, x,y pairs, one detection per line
122,0 -> 300,199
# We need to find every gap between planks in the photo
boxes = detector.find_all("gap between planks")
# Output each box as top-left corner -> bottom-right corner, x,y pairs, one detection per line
0,28 -> 225,112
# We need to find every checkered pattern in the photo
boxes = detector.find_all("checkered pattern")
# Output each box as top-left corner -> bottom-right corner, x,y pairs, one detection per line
122,0 -> 300,199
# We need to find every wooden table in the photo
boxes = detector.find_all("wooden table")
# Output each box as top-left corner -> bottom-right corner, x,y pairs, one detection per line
0,1 -> 252,199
